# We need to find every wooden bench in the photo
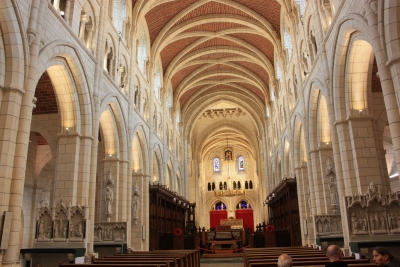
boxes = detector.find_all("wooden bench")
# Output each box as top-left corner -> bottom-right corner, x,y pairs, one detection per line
247,258 -> 371,267
60,264 -> 168,267
110,249 -> 198,267
93,256 -> 177,267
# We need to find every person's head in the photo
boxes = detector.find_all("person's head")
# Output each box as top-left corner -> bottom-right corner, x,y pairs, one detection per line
326,245 -> 343,262
277,254 -> 292,267
373,247 -> 395,267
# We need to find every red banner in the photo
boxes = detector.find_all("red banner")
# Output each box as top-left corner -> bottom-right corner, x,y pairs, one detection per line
209,210 -> 227,229
235,209 -> 254,232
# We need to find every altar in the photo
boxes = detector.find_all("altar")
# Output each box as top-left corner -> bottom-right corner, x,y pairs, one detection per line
203,219 -> 245,254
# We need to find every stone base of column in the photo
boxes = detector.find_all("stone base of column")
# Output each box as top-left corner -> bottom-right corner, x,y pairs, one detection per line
84,252 -> 98,263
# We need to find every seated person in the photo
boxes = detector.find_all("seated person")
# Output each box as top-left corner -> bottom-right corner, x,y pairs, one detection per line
277,254 -> 292,267
326,245 -> 347,267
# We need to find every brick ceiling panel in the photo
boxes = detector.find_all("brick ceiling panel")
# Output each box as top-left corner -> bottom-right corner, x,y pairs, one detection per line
233,0 -> 281,33
199,64 -> 238,74
183,22 -> 244,33
236,61 -> 270,85
174,1 -> 254,27
171,64 -> 205,90
202,75 -> 238,82
237,82 -> 265,102
145,0 -> 197,44
207,84 -> 239,91
33,71 -> 59,115
198,53 -> 240,60
160,36 -> 202,72
180,85 -> 204,107
230,33 -> 275,63
201,85 -> 264,104
188,37 -> 247,54
35,132 -> 49,145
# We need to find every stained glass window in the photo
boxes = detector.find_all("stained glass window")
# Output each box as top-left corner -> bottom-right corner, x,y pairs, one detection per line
213,157 -> 220,172
238,156 -> 245,170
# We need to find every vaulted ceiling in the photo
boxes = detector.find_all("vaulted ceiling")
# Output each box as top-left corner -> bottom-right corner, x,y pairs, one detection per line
133,0 -> 283,108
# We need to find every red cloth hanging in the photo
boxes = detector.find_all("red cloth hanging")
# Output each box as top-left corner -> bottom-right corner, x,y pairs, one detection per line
235,209 -> 254,232
209,210 -> 227,229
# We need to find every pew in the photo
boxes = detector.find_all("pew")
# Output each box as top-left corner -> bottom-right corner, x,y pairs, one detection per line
92,256 -> 177,267
107,249 -> 199,267
60,264 -> 168,267
243,247 -> 371,267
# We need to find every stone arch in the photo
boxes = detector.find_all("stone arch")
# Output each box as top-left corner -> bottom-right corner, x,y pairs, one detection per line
152,144 -> 163,183
98,96 -> 128,160
131,124 -> 149,175
37,41 -> 93,136
0,1 -> 25,90
331,16 -> 372,122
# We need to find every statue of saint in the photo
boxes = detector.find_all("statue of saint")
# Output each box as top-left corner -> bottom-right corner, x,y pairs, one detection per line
132,183 -> 140,218
105,186 -> 113,214
328,176 -> 339,206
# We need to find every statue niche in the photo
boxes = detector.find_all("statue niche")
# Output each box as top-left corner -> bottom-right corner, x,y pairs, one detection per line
36,205 -> 52,241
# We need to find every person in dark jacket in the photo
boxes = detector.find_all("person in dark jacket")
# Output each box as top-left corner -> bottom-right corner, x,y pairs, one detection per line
373,247 -> 400,267
325,245 -> 348,267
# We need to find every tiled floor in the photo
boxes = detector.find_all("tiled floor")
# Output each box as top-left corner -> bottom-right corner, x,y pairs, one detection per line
200,257 -> 244,267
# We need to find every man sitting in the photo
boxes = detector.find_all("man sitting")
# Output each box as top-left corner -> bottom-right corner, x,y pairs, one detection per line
326,245 -> 348,267
278,254 -> 293,267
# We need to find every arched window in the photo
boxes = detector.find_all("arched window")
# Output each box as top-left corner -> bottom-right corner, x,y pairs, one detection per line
238,156 -> 245,170
113,0 -> 126,35
175,105 -> 180,134
215,201 -> 226,210
283,18 -> 292,59
137,27 -> 147,75
271,88 -> 275,102
295,0 -> 307,18
154,61 -> 161,100
208,182 -> 211,191
236,200 -> 251,209
167,86 -> 172,119
276,61 -> 282,83
213,157 -> 220,172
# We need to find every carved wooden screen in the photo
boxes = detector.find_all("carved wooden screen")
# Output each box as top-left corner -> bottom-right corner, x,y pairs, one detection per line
267,177 -> 301,246
149,183 -> 195,250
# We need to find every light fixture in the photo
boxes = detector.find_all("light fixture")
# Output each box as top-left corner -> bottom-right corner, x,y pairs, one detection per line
109,154 -> 112,158
359,110 -> 362,115
65,127 -> 69,133
272,193 -> 275,198
326,142 -> 329,147
60,10 -> 65,17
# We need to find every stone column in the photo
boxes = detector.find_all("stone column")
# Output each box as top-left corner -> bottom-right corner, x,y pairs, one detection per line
347,115 -> 383,192
78,12 -> 87,40
317,146 -> 334,214
0,87 -> 26,266
54,131 -> 81,205
309,150 -> 325,215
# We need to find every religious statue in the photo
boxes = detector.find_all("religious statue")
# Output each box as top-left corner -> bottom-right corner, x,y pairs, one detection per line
132,183 -> 140,219
328,177 -> 339,205
105,186 -> 113,215
225,149 -> 232,161
325,157 -> 339,214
